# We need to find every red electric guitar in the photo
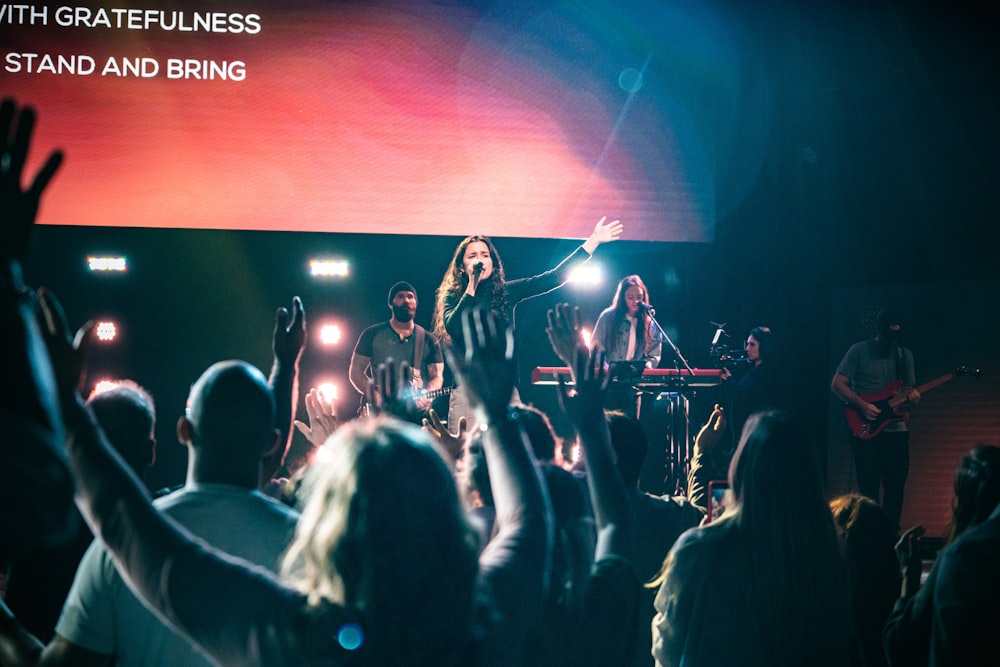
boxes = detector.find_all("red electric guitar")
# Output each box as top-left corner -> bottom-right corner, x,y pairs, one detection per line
844,366 -> 980,439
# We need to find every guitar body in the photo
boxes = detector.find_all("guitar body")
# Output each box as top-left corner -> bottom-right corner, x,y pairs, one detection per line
844,380 -> 910,439
359,386 -> 454,417
842,366 -> 980,440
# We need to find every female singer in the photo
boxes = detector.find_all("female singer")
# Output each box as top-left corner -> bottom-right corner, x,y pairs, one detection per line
590,274 -> 661,417
432,217 -> 622,426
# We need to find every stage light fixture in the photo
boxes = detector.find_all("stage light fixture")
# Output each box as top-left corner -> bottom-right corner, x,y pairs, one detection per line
88,256 -> 127,272
317,382 -> 338,403
319,324 -> 342,346
309,259 -> 349,278
95,321 -> 117,342
568,264 -> 602,286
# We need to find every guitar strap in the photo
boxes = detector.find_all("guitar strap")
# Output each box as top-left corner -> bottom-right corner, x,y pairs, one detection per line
413,325 -> 425,382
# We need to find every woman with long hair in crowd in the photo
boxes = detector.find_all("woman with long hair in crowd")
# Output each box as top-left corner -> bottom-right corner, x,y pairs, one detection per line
883,443 -> 1000,667
651,411 -> 853,667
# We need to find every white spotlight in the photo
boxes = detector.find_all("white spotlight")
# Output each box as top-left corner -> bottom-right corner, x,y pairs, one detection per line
317,382 -> 338,403
320,324 -> 342,346
95,321 -> 117,342
309,260 -> 349,277
88,256 -> 127,272
568,264 -> 602,286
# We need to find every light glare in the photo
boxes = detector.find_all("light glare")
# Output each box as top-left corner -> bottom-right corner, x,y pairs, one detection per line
310,260 -> 349,277
95,321 -> 117,342
320,324 -> 342,345
88,256 -> 127,272
315,443 -> 336,464
92,379 -> 120,396
317,382 -> 338,402
568,264 -> 602,286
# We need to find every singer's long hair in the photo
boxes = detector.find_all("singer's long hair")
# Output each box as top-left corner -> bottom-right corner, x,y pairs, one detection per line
610,274 -> 653,353
433,235 -> 507,342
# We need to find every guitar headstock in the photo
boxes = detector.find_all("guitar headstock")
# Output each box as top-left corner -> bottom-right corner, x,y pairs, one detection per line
954,366 -> 983,379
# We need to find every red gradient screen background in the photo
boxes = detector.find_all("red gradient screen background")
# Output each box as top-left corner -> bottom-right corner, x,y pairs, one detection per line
1,0 -> 751,241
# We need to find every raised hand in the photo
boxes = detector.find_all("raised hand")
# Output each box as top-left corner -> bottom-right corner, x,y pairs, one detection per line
895,524 -> 926,596
365,358 -> 420,421
0,98 -> 63,262
272,296 -> 305,366
694,404 -> 726,456
422,407 -> 467,463
444,307 -> 515,422
557,345 -> 610,429
264,296 -> 306,487
546,302 -> 584,367
293,387 -> 339,448
36,288 -> 95,400
582,215 -> 623,254
557,344 -> 633,563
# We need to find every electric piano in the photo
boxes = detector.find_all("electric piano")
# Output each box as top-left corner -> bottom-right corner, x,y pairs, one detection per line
530,366 -> 723,388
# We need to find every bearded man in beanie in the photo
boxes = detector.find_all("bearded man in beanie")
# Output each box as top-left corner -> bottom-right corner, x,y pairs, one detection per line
349,281 -> 444,420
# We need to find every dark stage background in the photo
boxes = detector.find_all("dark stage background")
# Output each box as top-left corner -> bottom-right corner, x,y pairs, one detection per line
10,1 -> 1000,535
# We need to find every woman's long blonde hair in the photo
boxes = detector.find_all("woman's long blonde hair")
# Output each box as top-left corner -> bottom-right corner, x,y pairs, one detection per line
282,417 -> 480,665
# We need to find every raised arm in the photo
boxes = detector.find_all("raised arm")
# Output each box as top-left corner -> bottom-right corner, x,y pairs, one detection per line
447,306 -> 552,664
558,344 -> 634,563
506,217 -> 623,306
0,97 -> 74,562
264,296 -> 305,487
687,405 -> 726,515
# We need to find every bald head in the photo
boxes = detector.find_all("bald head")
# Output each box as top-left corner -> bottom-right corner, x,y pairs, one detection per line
182,360 -> 277,484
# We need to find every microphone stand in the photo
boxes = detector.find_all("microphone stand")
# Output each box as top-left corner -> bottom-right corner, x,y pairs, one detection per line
644,307 -> 695,375
642,306 -> 696,497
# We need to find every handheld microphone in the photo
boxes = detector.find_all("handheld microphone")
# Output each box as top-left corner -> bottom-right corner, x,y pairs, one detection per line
637,302 -> 655,316
472,261 -> 484,275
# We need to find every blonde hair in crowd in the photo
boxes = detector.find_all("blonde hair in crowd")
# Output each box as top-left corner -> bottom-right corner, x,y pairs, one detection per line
281,417 -> 480,665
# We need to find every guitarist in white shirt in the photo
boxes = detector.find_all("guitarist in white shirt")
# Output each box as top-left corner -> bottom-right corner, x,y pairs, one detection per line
831,310 -> 920,530
349,281 -> 445,420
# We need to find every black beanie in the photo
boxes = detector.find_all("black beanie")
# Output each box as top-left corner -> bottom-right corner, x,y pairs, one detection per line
388,281 -> 417,306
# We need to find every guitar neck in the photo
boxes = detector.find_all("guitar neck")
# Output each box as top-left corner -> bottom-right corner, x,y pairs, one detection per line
420,387 -> 453,400
888,372 -> 954,408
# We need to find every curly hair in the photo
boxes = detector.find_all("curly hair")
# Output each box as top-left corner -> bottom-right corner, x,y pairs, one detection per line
432,235 -> 507,341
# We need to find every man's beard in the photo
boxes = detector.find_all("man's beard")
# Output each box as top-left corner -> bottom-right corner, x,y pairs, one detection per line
392,305 -> 415,322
